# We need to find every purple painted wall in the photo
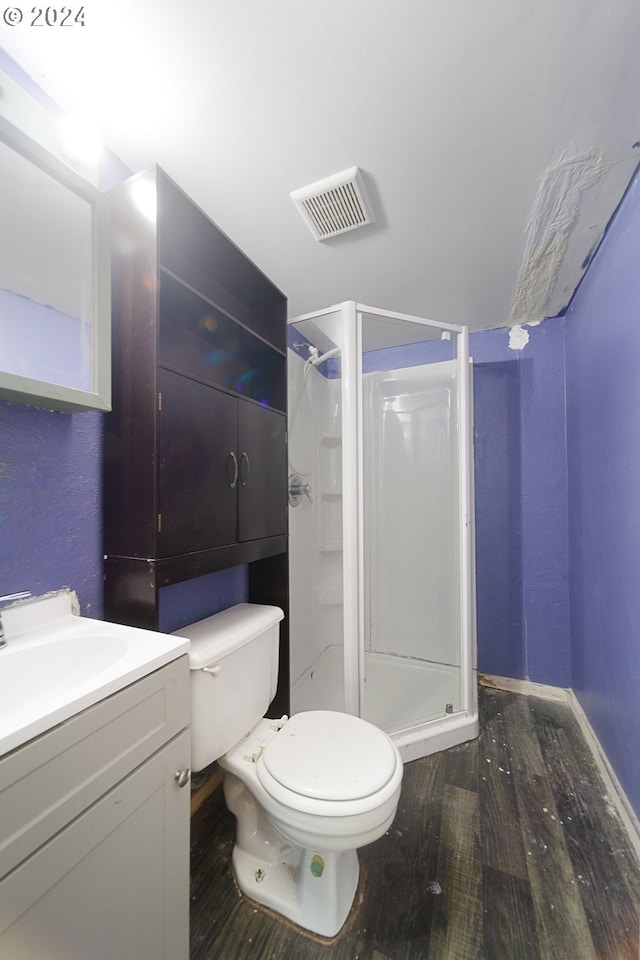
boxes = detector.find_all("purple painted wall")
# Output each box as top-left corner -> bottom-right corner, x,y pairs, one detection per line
471,321 -> 571,686
565,165 -> 640,815
0,400 -> 104,616
159,565 -> 248,633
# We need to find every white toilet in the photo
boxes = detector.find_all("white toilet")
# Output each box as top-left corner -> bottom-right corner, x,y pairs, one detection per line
176,602 -> 403,938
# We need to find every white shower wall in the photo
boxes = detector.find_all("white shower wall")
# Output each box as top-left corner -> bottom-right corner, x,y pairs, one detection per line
288,352 -> 344,698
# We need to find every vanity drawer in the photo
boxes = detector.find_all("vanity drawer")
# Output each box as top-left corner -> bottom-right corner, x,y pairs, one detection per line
0,655 -> 189,878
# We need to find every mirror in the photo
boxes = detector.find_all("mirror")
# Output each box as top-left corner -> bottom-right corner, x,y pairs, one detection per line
0,113 -> 111,412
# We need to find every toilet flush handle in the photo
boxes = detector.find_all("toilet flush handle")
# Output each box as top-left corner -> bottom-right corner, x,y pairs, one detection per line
202,664 -> 221,676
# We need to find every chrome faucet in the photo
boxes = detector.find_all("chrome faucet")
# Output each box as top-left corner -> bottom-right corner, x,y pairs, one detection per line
0,592 -> 33,648
288,473 -> 313,507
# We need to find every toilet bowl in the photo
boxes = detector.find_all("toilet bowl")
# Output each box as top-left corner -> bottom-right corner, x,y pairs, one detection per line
177,603 -> 403,938
220,711 -> 403,937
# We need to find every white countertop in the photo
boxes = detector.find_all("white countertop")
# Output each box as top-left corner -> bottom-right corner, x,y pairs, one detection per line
0,592 -> 190,756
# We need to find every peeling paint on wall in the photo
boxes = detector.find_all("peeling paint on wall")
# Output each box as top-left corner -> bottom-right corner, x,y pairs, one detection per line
510,147 -> 608,326
508,324 -> 529,351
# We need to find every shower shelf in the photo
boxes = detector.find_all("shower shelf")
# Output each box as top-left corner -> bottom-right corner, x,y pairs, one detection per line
318,542 -> 342,553
317,586 -> 343,606
320,435 -> 342,493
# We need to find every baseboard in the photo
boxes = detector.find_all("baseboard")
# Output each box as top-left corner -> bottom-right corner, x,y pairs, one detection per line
479,673 -> 571,703
479,673 -> 640,862
567,689 -> 640,863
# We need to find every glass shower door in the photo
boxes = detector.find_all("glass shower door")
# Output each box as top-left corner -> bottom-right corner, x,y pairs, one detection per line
356,306 -> 475,754
362,355 -> 462,731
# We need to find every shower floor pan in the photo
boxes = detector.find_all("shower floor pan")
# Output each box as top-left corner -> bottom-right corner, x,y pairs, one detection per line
291,644 -> 462,736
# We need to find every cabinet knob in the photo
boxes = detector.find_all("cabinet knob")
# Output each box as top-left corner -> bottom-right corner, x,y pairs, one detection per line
174,768 -> 191,788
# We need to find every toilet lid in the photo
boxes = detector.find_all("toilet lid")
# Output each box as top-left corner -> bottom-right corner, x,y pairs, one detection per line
259,710 -> 399,801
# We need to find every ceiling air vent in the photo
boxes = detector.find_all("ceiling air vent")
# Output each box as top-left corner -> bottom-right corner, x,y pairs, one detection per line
291,167 -> 375,241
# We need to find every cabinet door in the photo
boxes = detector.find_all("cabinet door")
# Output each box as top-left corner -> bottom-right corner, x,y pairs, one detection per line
0,731 -> 190,960
238,401 -> 287,541
158,369 -> 237,556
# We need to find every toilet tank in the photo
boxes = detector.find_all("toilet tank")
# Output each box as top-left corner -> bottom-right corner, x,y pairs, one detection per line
174,603 -> 284,772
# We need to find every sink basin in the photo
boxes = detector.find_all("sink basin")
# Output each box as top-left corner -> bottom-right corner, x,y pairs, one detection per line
0,593 -> 190,756
0,633 -> 128,718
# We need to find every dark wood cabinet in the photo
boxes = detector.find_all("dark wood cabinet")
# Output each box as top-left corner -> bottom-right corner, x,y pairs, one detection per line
236,401 -> 288,542
157,369 -> 238,557
157,369 -> 287,556
103,166 -> 289,684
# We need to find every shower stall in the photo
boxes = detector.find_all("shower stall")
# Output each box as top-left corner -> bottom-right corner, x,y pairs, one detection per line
287,302 -> 477,762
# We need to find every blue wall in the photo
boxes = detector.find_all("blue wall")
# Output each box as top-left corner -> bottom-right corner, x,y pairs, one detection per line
0,401 -> 104,616
565,166 -> 640,816
472,320 -> 570,687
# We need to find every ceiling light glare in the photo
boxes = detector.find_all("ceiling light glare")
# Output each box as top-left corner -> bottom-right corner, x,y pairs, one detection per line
59,115 -> 102,164
130,178 -> 157,223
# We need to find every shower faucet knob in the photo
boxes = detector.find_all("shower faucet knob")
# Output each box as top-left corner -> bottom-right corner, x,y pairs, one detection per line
288,473 -> 312,506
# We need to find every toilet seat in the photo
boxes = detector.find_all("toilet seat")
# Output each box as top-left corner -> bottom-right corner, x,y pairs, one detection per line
256,710 -> 401,817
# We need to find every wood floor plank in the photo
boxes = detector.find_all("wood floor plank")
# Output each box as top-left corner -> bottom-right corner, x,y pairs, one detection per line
355,747 -> 447,960
482,865 -> 540,960
529,696 -> 640,960
500,689 -> 548,778
427,784 -> 483,960
513,764 -> 598,960
478,687 -> 530,880
442,736 -> 479,793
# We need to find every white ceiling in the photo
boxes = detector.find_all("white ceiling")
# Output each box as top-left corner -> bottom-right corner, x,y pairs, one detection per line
3,0 -> 639,332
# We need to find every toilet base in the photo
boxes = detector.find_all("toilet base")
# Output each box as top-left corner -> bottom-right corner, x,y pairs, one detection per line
223,771 -> 360,938
231,842 -> 359,939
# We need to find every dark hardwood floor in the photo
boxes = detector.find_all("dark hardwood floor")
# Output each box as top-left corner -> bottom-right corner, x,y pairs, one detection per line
190,685 -> 640,960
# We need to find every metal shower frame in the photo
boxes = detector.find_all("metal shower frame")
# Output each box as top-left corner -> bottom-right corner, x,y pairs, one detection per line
287,301 -> 477,760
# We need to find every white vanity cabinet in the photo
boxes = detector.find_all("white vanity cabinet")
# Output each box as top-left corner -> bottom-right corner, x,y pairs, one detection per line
0,655 -> 190,960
